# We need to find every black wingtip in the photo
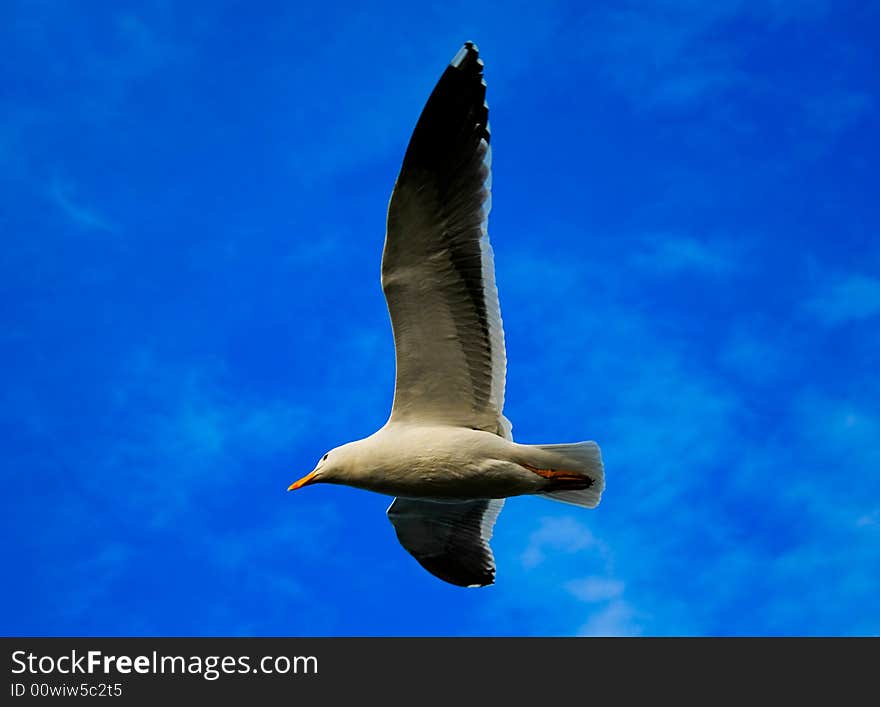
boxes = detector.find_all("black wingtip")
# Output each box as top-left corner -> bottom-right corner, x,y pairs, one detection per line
450,41 -> 482,72
394,41 -> 490,184
417,555 -> 495,588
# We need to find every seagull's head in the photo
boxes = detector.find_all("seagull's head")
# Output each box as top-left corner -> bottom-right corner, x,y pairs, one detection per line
287,444 -> 352,491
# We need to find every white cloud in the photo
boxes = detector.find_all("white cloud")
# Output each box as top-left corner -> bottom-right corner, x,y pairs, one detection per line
520,516 -> 600,569
806,274 -> 880,325
632,235 -> 741,276
578,599 -> 642,637
565,576 -> 624,602
856,510 -> 879,528
565,573 -> 641,638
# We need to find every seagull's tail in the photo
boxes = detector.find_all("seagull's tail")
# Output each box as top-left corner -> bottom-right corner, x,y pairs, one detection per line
527,441 -> 605,509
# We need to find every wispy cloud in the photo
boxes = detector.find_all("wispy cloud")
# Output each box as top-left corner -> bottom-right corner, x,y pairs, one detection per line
100,350 -> 312,528
566,576 -> 642,636
565,575 -> 625,602
520,516 -> 602,569
49,178 -> 116,232
578,599 -> 642,637
856,510 -> 880,528
632,234 -> 743,276
806,273 -> 880,325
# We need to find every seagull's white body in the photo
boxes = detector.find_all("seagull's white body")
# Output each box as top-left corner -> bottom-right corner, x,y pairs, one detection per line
289,42 -> 604,587
319,425 -> 560,500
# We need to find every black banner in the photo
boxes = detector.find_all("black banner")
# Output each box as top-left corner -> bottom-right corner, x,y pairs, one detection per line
3,638 -> 874,702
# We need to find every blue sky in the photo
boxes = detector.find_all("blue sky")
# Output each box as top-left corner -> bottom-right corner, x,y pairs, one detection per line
2,0 -> 878,636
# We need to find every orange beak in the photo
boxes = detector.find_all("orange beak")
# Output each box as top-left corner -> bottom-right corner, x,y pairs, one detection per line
287,470 -> 319,492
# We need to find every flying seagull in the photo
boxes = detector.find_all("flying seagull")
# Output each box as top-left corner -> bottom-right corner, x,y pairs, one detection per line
288,42 -> 604,587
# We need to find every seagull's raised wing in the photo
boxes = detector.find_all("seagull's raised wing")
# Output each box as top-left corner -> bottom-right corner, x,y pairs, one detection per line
381,41 -> 508,436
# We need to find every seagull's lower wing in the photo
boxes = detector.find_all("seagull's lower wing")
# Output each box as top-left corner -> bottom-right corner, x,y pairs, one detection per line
386,497 -> 505,587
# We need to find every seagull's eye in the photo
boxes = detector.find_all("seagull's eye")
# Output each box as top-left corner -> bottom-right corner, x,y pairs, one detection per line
322,454 -> 329,462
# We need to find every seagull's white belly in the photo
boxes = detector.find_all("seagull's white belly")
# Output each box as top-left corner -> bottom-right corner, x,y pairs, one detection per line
345,424 -> 543,500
